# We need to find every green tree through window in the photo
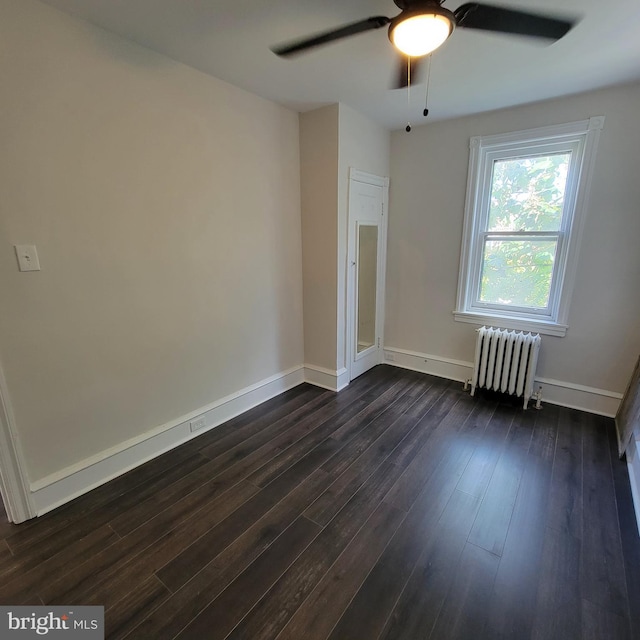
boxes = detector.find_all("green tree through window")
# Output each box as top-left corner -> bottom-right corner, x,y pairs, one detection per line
479,153 -> 570,308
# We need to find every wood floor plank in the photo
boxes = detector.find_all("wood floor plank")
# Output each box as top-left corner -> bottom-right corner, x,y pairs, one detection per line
547,407 -> 584,539
385,383 -> 463,469
156,455 -> 338,598
274,367 -> 402,453
380,491 -> 481,640
252,369 -> 397,461
528,402 -> 559,463
207,389 -> 336,463
428,541 -> 500,640
127,469 -> 331,640
456,402 -> 515,497
245,375 -> 417,488
384,392 -> 484,512
466,407 -> 534,557
581,414 -> 629,619
104,576 -> 171,640
173,516 -> 322,640
581,598 -> 631,640
311,373 -> 419,448
484,417 -> 555,638
0,524 -> 120,603
39,479 -> 260,605
0,538 -> 11,562
155,437 -> 344,593
197,386 -> 329,461
0,583 -> 42,606
531,525 -> 582,640
329,487 -> 458,640
303,379 -> 448,526
108,441 -> 280,537
275,500 -> 406,640
320,377 -> 433,476
220,459 -> 406,640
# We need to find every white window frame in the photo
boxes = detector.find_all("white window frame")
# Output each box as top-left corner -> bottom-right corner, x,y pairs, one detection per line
454,117 -> 604,337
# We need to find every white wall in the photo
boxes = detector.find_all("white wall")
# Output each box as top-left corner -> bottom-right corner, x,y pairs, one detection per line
0,0 -> 303,486
299,103 -> 390,383
386,82 -> 640,410
337,104 -> 390,373
299,106 -> 340,373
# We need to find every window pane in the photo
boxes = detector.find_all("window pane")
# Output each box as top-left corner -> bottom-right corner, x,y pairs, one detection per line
488,153 -> 570,232
479,239 -> 557,309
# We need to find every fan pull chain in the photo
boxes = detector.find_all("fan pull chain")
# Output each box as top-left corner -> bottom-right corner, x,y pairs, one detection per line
405,56 -> 412,132
423,54 -> 432,117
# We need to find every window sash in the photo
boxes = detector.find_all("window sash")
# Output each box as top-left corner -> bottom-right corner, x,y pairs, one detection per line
486,152 -> 571,233
470,231 -> 564,316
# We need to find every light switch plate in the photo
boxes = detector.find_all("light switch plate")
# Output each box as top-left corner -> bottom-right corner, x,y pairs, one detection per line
15,245 -> 41,272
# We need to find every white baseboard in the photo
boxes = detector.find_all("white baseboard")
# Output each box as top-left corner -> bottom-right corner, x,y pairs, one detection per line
304,365 -> 349,392
383,347 -> 472,384
533,376 -> 622,418
30,365 -> 306,516
383,346 -> 622,417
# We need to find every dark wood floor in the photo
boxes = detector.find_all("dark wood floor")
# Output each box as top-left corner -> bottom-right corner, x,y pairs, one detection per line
1,366 -> 639,639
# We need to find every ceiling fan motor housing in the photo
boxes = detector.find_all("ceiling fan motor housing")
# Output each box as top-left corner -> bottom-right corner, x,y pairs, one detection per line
388,3 -> 457,56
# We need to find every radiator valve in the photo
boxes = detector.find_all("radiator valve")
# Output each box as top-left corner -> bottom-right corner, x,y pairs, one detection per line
532,386 -> 543,410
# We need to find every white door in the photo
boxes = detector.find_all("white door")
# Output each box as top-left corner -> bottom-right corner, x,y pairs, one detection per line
347,172 -> 387,381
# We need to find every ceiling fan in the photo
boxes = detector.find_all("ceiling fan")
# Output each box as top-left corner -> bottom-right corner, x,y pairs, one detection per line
271,1 -> 575,88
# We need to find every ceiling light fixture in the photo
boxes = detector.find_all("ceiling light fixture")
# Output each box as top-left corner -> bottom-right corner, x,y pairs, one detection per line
389,9 -> 455,57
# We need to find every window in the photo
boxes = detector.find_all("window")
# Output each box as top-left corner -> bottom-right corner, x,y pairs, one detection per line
455,117 -> 604,337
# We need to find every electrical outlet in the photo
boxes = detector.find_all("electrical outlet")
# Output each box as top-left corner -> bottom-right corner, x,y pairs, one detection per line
190,417 -> 207,432
384,352 -> 395,361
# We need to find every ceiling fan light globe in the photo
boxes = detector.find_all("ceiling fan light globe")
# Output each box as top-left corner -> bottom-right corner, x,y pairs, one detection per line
390,13 -> 453,57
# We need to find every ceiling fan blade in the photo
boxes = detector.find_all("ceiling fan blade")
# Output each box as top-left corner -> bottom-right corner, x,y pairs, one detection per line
454,3 -> 575,40
394,55 -> 422,89
271,16 -> 391,57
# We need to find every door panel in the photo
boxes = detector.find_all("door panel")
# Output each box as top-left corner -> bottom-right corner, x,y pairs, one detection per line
348,177 -> 386,380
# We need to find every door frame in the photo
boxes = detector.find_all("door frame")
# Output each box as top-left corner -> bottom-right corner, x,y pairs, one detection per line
0,363 -> 34,523
346,168 -> 389,382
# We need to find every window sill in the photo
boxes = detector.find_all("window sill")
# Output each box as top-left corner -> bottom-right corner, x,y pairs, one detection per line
453,310 -> 568,337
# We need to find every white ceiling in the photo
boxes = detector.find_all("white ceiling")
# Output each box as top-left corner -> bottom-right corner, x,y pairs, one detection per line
39,0 -> 640,130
